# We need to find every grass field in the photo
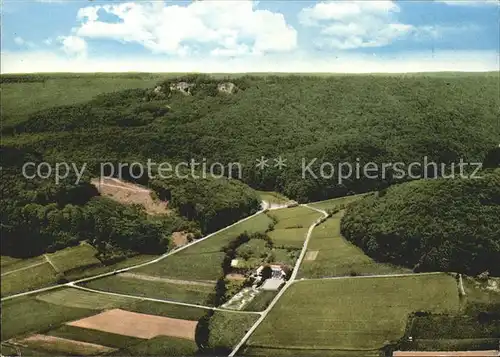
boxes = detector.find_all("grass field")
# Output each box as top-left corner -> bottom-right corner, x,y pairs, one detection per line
82,275 -> 216,306
1,255 -> 45,273
249,274 -> 459,351
243,346 -> 381,357
36,287 -> 132,310
137,213 -> 273,280
117,335 -> 198,356
268,207 -> 322,230
265,206 -> 322,251
63,254 -> 157,281
45,244 -> 101,273
299,214 -> 409,278
257,191 -> 290,205
125,300 -> 208,320
47,325 -> 144,349
308,194 -> 369,212
1,296 -> 96,341
267,228 -> 310,249
244,291 -> 278,312
1,262 -> 58,297
206,311 -> 259,353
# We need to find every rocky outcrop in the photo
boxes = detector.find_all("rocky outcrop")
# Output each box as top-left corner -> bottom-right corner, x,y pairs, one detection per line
217,82 -> 237,94
169,82 -> 194,95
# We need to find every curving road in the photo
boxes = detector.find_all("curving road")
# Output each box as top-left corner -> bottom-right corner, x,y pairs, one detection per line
1,207 -> 266,302
228,204 -> 328,357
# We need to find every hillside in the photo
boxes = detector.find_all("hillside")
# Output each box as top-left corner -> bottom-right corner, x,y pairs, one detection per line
2,73 -> 499,202
341,170 -> 500,276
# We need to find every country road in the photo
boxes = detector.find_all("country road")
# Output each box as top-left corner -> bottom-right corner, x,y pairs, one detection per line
1,206 -> 266,302
228,204 -> 329,357
1,200 -> 290,302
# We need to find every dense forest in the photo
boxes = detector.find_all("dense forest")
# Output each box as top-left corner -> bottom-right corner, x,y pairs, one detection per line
2,74 -> 498,258
0,147 -> 258,257
2,74 -> 498,202
341,170 -> 500,276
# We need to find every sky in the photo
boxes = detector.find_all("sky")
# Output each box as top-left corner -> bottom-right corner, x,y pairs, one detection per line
1,0 -> 499,73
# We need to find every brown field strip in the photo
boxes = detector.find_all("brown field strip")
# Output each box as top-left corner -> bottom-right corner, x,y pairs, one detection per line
19,334 -> 115,355
304,250 -> 319,261
67,309 -> 197,340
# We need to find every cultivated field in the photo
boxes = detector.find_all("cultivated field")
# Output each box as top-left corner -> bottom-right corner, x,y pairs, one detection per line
1,261 -> 58,297
268,206 -> 322,230
17,334 -> 115,356
136,213 -> 273,280
1,255 -> 45,273
1,244 -> 101,297
248,274 -> 460,351
47,325 -> 145,349
45,243 -> 101,273
82,274 -> 216,306
36,287 -> 132,310
265,206 -> 322,251
121,335 -> 198,356
299,213 -> 409,278
68,309 -> 198,340
256,191 -> 290,205
1,296 -> 95,341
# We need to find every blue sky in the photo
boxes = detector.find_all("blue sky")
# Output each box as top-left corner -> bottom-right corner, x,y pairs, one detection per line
1,0 -> 499,73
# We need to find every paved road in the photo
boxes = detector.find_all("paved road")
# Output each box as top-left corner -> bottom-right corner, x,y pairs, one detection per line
1,208 -> 266,302
228,204 -> 328,357
70,284 -> 262,316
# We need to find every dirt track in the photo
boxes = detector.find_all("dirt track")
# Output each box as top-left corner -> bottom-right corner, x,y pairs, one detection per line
68,309 -> 197,340
120,272 -> 215,286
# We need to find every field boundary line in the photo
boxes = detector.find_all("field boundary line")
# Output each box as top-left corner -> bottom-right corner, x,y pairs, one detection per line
1,208 -> 265,302
246,343 -> 382,351
296,271 -> 444,282
69,284 -> 262,315
43,254 -> 59,273
228,204 -> 328,357
0,261 -> 47,277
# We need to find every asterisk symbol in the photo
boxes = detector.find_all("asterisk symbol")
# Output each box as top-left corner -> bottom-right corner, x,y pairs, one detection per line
255,156 -> 269,170
274,156 -> 287,169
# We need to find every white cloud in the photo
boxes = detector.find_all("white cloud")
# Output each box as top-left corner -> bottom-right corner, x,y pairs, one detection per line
14,36 -> 36,48
299,1 -> 415,50
73,1 -> 297,56
2,50 -> 498,74
435,0 -> 499,6
58,35 -> 87,57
